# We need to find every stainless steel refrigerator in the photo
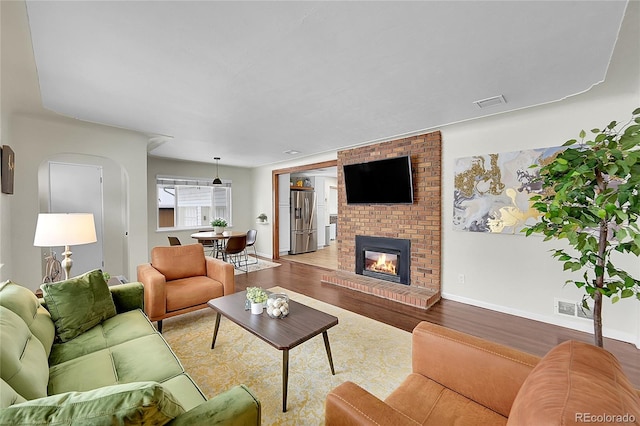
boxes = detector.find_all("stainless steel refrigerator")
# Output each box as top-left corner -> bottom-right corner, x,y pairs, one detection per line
289,190 -> 317,254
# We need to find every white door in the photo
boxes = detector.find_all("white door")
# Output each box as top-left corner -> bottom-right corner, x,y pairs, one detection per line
49,162 -> 104,277
278,173 -> 291,253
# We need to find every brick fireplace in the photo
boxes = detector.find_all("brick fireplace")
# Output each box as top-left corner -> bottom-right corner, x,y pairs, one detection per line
321,131 -> 442,309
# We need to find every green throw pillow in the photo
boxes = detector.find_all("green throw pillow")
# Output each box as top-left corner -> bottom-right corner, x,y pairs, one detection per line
0,381 -> 185,425
41,269 -> 117,342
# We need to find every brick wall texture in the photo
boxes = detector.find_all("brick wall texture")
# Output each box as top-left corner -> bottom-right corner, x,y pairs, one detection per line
337,131 -> 442,292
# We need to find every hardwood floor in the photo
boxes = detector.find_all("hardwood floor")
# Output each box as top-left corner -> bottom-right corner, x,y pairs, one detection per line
235,258 -> 640,388
279,240 -> 338,270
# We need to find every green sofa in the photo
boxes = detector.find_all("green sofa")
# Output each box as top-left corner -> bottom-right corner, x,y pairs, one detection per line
0,272 -> 261,425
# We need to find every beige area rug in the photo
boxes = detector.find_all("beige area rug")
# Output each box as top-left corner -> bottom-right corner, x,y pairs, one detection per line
162,287 -> 412,425
233,257 -> 281,275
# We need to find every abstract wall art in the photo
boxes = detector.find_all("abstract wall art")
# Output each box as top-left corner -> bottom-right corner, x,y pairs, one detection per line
453,146 -> 564,234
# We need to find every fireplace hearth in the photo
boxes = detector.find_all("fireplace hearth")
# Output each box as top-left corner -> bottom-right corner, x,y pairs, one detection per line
355,236 -> 410,285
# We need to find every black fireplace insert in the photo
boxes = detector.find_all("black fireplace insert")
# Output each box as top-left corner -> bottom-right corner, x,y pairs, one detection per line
355,235 -> 410,285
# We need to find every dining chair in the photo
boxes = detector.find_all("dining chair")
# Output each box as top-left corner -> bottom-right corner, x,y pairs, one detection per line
223,235 -> 248,273
168,236 -> 181,246
197,230 -> 217,257
244,229 -> 259,265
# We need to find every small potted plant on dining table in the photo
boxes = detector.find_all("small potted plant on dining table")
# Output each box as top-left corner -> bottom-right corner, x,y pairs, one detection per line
246,287 -> 268,315
211,218 -> 227,234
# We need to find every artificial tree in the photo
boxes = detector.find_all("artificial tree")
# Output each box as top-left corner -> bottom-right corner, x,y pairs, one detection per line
523,108 -> 640,347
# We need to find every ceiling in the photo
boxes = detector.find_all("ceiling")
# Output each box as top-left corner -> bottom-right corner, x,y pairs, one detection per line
25,1 -> 628,168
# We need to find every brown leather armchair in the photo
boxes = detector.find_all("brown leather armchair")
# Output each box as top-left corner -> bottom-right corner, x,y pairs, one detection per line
326,322 -> 640,425
137,243 -> 234,332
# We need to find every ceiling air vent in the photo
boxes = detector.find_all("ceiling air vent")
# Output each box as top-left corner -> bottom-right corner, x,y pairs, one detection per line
474,95 -> 507,109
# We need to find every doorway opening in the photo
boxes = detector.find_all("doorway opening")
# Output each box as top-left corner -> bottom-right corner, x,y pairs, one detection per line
38,154 -> 129,281
272,160 -> 338,270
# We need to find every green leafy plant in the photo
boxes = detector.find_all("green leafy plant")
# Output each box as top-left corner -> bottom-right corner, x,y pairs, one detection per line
210,218 -> 227,227
523,108 -> 640,347
246,287 -> 268,304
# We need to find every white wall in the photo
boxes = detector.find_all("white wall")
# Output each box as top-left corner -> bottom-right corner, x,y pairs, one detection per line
440,2 -> 640,345
251,152 -> 337,257
145,157 -> 254,254
8,114 -> 149,289
0,0 -> 26,283
441,103 -> 639,344
1,1 -> 149,287
0,0 -> 9,282
250,3 -> 640,345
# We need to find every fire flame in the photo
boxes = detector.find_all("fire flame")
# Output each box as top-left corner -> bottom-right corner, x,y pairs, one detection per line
368,253 -> 396,274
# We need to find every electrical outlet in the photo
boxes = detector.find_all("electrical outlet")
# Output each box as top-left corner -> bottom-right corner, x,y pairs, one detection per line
457,274 -> 465,284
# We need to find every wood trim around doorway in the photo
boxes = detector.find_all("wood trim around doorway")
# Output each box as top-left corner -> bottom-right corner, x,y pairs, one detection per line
272,159 -> 337,259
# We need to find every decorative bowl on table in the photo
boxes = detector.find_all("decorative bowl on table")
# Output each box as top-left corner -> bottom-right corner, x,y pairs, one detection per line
266,293 -> 289,319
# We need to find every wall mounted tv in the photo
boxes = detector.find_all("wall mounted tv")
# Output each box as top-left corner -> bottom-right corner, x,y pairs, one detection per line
343,155 -> 414,204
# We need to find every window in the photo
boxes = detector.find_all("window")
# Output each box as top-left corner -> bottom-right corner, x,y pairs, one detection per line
157,176 -> 232,230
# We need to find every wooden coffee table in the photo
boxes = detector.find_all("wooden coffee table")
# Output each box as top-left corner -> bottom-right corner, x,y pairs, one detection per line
207,291 -> 338,412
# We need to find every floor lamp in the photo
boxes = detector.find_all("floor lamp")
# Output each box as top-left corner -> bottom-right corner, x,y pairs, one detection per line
33,213 -> 97,280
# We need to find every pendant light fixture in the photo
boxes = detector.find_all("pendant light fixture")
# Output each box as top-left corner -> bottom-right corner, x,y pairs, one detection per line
212,157 -> 222,185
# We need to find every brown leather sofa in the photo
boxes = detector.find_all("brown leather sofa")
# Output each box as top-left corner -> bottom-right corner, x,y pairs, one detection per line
137,243 -> 234,332
326,321 -> 640,425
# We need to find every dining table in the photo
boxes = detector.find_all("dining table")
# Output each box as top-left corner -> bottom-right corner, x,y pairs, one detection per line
190,231 -> 247,260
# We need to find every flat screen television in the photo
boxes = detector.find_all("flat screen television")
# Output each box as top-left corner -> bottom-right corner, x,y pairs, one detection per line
343,156 -> 414,204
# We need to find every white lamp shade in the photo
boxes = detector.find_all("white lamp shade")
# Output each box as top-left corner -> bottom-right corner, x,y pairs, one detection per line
33,213 -> 97,247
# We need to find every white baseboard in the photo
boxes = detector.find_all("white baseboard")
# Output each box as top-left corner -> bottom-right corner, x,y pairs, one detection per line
441,292 -> 638,348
